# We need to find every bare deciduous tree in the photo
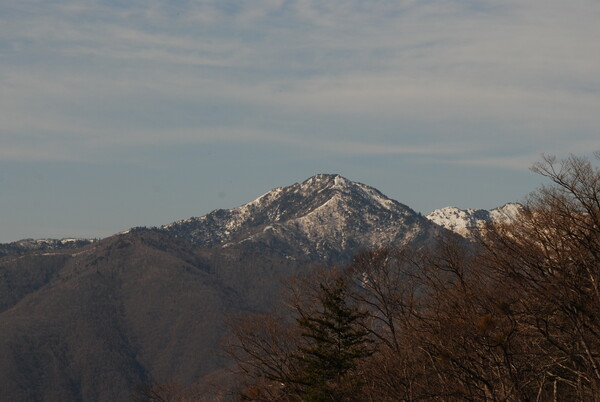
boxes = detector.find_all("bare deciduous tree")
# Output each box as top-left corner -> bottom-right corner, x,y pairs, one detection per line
228,154 -> 600,401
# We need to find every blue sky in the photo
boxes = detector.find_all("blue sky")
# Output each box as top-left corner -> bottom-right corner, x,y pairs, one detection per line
1,0 -> 599,242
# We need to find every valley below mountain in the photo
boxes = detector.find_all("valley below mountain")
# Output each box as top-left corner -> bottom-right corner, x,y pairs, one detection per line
0,174 -> 520,401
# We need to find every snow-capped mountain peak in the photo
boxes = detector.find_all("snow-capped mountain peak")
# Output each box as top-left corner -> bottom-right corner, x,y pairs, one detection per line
489,203 -> 524,223
160,174 -> 437,261
426,203 -> 524,238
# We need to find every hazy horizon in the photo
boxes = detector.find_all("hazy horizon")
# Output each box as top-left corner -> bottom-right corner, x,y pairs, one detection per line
1,1 -> 599,243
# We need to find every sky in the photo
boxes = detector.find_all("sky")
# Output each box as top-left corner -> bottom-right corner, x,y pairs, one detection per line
1,0 -> 599,242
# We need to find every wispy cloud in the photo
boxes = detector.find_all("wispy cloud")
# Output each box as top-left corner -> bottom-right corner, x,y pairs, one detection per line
450,154 -> 540,171
1,0 -> 599,163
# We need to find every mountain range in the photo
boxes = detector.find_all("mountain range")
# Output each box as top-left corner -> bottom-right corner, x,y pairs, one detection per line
0,174 -> 521,401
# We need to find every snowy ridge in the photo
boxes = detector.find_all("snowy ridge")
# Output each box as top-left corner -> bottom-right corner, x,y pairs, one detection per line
0,237 -> 96,257
426,203 -> 524,238
10,238 -> 94,250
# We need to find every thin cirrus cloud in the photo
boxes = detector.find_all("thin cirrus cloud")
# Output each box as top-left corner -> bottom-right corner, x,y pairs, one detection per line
1,0 -> 599,160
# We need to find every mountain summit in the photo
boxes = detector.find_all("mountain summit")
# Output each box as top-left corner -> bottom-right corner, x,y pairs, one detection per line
161,174 -> 437,262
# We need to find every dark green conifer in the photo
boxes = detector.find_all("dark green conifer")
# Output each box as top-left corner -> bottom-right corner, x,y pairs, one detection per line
293,278 -> 373,401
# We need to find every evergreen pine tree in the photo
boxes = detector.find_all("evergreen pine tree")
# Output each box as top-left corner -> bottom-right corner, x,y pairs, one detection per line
293,277 -> 373,401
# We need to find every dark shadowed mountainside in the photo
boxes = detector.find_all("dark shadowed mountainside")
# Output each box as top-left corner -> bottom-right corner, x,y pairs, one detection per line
0,174 -> 447,401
